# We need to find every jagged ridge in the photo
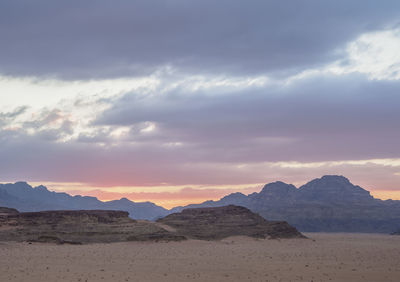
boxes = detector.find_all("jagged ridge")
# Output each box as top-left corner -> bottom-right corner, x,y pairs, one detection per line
172,176 -> 400,233
0,181 -> 169,220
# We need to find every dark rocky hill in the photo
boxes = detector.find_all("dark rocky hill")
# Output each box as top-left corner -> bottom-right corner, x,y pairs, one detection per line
0,206 -> 303,243
0,208 -> 184,244
157,205 -> 305,240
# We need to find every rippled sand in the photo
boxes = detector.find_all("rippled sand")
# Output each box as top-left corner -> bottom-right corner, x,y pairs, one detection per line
0,233 -> 399,281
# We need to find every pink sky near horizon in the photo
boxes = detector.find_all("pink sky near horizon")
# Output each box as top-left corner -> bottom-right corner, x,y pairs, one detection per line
1,2 -> 400,207
67,188 -> 399,209
28,171 -> 400,209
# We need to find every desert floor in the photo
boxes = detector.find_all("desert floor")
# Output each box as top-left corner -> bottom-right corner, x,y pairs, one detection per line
0,233 -> 399,282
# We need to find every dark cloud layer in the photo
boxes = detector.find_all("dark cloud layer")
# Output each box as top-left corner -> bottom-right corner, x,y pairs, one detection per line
96,74 -> 400,163
1,0 -> 400,78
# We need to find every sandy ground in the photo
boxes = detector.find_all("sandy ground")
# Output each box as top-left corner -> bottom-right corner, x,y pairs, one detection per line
0,233 -> 399,282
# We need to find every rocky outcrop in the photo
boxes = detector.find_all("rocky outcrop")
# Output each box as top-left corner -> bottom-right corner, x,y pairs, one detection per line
0,208 -> 184,244
0,207 -> 19,216
0,206 -> 303,243
157,205 -> 305,240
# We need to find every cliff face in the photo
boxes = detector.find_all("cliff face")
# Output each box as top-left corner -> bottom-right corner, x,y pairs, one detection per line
157,205 -> 305,240
0,206 -> 304,243
0,209 -> 184,244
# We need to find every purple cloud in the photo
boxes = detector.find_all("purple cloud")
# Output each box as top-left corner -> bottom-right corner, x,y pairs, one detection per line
0,1 -> 399,79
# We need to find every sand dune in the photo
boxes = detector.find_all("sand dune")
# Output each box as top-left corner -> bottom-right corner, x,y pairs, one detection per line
0,233 -> 399,282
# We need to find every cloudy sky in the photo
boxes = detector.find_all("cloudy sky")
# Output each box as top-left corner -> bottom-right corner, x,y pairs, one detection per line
1,1 -> 400,207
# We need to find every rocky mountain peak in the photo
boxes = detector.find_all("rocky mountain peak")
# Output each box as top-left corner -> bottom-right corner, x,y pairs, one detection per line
118,197 -> 132,203
34,185 -> 49,192
220,192 -> 248,203
299,175 -> 373,203
260,181 -> 297,196
320,175 -> 350,184
12,181 -> 32,189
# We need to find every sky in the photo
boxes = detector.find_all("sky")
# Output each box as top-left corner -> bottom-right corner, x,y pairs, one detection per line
1,1 -> 400,208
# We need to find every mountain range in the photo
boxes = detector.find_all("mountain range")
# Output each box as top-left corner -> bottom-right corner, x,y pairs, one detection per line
0,182 -> 169,220
1,175 -> 399,233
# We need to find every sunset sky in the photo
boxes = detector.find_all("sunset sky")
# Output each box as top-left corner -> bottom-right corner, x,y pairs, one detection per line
1,1 -> 400,208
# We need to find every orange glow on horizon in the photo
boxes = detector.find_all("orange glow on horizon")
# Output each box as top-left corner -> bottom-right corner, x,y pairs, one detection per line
83,190 -> 400,209
24,181 -> 400,209
370,190 -> 400,201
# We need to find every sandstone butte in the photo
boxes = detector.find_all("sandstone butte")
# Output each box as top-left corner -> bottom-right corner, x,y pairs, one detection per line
0,205 -> 304,244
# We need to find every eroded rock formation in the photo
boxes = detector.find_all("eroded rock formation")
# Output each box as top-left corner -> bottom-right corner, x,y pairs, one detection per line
0,209 -> 184,244
0,205 -> 304,243
157,205 -> 305,240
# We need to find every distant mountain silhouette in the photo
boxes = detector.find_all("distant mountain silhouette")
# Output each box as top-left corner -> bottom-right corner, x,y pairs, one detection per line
0,182 -> 168,220
171,176 -> 400,233
1,176 -> 399,233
